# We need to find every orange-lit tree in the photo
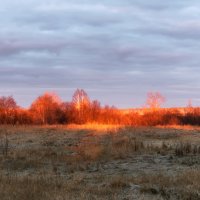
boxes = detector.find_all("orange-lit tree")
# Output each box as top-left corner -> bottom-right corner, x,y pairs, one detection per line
142,92 -> 166,125
90,100 -> 101,122
60,102 -> 76,124
30,93 -> 63,124
72,89 -> 90,123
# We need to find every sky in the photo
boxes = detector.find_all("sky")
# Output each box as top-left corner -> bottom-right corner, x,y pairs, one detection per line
0,0 -> 200,108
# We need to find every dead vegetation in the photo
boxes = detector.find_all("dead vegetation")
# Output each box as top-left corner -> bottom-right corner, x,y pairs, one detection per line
0,125 -> 199,199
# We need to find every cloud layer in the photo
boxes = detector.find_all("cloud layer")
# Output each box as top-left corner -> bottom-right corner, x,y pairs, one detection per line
0,0 -> 200,107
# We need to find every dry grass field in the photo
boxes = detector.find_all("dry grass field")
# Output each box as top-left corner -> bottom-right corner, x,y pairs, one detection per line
0,124 -> 199,200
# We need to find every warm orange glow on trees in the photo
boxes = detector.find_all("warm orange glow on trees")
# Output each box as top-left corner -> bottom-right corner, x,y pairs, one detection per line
72,89 -> 90,123
72,89 -> 90,110
0,89 -> 199,126
30,93 -> 63,124
60,102 -> 76,123
90,100 -> 101,122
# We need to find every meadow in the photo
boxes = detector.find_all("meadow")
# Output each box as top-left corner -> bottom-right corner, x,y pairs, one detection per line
0,125 -> 199,200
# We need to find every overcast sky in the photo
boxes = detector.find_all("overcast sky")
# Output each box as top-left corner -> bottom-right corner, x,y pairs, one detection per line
0,0 -> 200,108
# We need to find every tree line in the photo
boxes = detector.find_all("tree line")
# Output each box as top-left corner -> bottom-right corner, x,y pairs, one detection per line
0,89 -> 199,126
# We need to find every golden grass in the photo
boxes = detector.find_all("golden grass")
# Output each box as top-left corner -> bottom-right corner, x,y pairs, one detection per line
66,123 -> 124,132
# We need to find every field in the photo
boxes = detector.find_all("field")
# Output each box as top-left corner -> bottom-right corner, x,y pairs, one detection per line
0,125 -> 200,200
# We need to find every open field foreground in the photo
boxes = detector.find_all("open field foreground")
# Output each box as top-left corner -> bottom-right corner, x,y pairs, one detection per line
0,125 -> 199,200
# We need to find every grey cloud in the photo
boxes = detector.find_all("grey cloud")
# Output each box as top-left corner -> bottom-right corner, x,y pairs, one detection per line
0,0 -> 199,108
139,21 -> 200,41
0,39 -> 67,56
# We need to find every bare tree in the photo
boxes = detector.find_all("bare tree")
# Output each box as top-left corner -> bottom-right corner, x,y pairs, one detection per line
72,89 -> 90,123
72,89 -> 90,110
0,96 -> 17,110
146,92 -> 165,109
0,96 -> 17,124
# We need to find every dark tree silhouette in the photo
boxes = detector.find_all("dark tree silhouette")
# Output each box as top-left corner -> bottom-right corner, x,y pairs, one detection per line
0,96 -> 18,124
0,96 -> 17,110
